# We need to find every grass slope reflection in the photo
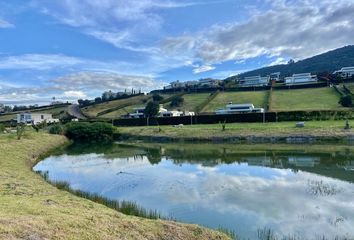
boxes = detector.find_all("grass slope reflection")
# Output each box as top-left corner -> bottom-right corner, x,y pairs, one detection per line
34,143 -> 354,240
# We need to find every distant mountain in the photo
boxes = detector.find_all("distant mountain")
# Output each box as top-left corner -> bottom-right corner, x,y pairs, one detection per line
225,45 -> 354,81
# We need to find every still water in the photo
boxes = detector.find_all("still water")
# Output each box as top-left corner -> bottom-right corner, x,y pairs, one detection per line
34,143 -> 354,239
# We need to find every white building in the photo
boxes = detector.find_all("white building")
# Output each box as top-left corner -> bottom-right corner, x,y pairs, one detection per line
127,107 -> 146,118
270,72 -> 281,82
198,78 -> 220,88
215,103 -> 264,115
17,113 -> 59,124
240,76 -> 270,87
333,67 -> 354,79
285,73 -> 317,85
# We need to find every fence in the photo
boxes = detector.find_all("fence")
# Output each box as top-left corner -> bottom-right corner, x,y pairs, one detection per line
113,109 -> 354,127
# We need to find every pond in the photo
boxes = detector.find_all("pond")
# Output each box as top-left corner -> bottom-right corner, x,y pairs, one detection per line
33,143 -> 354,240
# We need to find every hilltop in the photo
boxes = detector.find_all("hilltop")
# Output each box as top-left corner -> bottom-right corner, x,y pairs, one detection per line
225,45 -> 354,81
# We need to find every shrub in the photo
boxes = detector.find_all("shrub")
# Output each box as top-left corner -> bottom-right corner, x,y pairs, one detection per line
65,122 -> 114,142
0,124 -> 5,133
339,95 -> 352,107
49,124 -> 64,135
152,94 -> 163,102
170,95 -> 184,107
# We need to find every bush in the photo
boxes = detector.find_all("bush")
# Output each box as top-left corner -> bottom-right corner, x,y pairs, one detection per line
339,95 -> 352,107
170,96 -> 184,107
152,94 -> 163,102
49,124 -> 65,135
0,124 -> 5,133
65,122 -> 114,142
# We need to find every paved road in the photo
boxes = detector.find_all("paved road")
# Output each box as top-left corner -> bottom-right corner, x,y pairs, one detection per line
67,104 -> 87,120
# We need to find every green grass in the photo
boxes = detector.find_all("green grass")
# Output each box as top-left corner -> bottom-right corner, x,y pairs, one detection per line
271,87 -> 344,111
0,105 -> 69,122
165,93 -> 211,112
0,131 -> 229,239
99,104 -> 144,119
202,91 -> 268,112
117,120 -> 354,139
81,95 -> 151,117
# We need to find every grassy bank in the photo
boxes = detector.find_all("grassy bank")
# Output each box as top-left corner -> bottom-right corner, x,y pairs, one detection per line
117,120 -> 354,140
0,132 -> 230,239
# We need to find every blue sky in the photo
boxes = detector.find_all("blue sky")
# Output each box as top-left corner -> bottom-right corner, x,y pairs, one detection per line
0,0 -> 354,105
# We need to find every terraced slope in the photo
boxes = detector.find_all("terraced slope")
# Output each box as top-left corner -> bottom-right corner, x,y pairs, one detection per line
202,91 -> 269,112
271,87 -> 344,111
81,95 -> 151,118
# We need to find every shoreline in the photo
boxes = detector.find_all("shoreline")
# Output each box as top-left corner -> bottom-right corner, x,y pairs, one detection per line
116,120 -> 354,144
0,132 -> 230,240
118,133 -> 354,144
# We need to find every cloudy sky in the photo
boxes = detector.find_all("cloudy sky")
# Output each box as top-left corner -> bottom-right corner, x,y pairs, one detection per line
1,0 -> 354,105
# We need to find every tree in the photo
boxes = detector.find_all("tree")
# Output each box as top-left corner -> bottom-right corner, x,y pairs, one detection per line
339,95 -> 352,107
170,96 -> 184,107
95,97 -> 102,103
152,94 -> 163,102
144,101 -> 159,117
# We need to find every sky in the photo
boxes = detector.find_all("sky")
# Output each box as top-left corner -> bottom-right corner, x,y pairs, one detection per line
0,0 -> 354,105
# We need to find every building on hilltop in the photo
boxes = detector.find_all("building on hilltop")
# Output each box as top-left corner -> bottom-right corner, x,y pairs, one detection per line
285,73 -> 317,85
239,76 -> 270,87
333,67 -> 354,79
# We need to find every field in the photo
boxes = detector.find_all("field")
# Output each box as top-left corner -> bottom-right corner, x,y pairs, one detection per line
0,131 -> 229,239
271,87 -> 343,111
0,105 -> 69,123
202,91 -> 268,112
81,95 -> 151,118
164,93 -> 211,112
117,120 -> 353,139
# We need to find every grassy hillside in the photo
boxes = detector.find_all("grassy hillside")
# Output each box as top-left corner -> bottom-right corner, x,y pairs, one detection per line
0,131 -> 229,240
271,87 -> 343,111
0,105 -> 69,123
225,45 -> 354,80
203,91 -> 268,112
165,93 -> 211,112
81,95 -> 151,118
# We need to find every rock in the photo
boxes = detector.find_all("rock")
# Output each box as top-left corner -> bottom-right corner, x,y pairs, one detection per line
296,122 -> 305,128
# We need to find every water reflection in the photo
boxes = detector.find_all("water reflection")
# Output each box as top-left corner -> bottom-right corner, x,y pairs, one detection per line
34,143 -> 354,239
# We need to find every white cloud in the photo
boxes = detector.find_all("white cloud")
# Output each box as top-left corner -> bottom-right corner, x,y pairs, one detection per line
0,18 -> 14,28
52,71 -> 165,92
268,57 -> 287,66
162,0 -> 354,65
0,54 -> 83,70
0,71 -> 166,105
33,0 -> 208,52
193,65 -> 216,74
63,90 -> 87,99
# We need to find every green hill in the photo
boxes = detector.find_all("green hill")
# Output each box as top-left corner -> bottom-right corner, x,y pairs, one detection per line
225,45 -> 354,80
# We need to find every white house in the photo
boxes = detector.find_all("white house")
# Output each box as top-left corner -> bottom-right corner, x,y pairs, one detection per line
198,78 -> 220,88
333,67 -> 354,79
159,110 -> 183,117
269,72 -> 281,82
127,107 -> 146,118
215,103 -> 264,115
17,113 -> 59,124
285,73 -> 317,85
239,76 -> 270,87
